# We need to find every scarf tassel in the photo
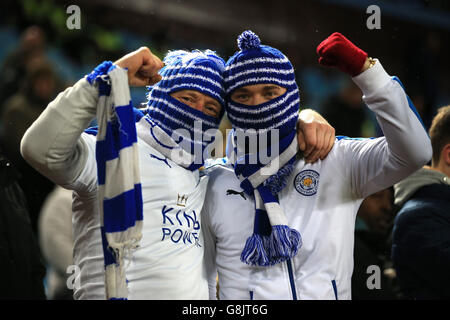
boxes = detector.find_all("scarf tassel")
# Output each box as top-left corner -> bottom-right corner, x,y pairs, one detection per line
241,226 -> 302,267
241,233 -> 270,266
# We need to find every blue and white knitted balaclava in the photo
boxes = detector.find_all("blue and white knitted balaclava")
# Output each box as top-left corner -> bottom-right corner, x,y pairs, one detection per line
224,30 -> 302,267
224,30 -> 300,138
145,50 -> 225,169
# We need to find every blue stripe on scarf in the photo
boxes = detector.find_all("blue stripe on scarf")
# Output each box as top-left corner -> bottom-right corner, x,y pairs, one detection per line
257,185 -> 278,204
254,209 -> 271,236
96,105 -> 138,185
103,184 -> 143,232
84,107 -> 145,137
99,81 -> 111,96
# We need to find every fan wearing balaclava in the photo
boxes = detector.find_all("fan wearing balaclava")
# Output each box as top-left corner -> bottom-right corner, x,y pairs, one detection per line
224,30 -> 303,266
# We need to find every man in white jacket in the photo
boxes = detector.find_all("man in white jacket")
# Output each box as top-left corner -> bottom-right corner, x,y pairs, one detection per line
21,47 -> 221,300
202,31 -> 432,300
21,46 -> 334,299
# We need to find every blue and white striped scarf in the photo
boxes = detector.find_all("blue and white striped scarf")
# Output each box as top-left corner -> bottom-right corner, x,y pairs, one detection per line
87,61 -> 143,300
226,128 -> 302,267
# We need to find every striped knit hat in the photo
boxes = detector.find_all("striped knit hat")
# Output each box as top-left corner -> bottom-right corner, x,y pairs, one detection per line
145,50 -> 225,167
224,30 -> 300,137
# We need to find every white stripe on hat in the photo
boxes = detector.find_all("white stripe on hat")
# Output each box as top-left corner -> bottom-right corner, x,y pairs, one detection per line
163,64 -> 222,77
226,77 -> 297,94
151,84 -> 224,104
162,73 -> 223,91
225,56 -> 290,71
224,67 -> 294,83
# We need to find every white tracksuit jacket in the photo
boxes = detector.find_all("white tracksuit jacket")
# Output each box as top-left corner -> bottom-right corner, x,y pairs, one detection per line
201,60 -> 432,300
21,76 -> 209,300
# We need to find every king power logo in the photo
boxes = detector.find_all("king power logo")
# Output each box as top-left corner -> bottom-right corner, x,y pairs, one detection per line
161,205 -> 201,247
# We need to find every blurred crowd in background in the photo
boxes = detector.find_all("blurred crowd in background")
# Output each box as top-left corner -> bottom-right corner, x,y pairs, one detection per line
0,0 -> 448,300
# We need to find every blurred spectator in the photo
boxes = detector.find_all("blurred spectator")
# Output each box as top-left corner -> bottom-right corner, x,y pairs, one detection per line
0,58 -> 60,233
1,59 -> 58,156
0,150 -> 46,299
320,80 -> 368,137
352,188 -> 399,300
404,32 -> 442,130
39,185 -> 74,300
392,105 -> 450,299
0,25 -> 47,106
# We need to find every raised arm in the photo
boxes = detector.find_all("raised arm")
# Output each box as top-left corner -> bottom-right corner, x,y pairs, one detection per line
317,33 -> 432,198
20,47 -> 163,192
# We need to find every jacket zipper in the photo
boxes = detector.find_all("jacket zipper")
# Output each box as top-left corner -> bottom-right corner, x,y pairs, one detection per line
332,279 -> 338,300
286,259 -> 298,300
248,260 -> 298,300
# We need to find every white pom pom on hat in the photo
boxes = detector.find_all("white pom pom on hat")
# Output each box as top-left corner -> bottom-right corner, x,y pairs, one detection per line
237,30 -> 261,51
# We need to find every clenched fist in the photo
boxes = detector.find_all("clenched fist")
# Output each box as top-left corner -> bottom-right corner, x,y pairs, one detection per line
115,47 -> 164,86
297,109 -> 335,163
317,32 -> 368,77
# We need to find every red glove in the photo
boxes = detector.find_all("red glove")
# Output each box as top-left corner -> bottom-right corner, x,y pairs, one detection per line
317,32 -> 368,77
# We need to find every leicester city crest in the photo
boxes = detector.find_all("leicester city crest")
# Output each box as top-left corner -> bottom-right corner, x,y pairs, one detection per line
294,170 -> 320,196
